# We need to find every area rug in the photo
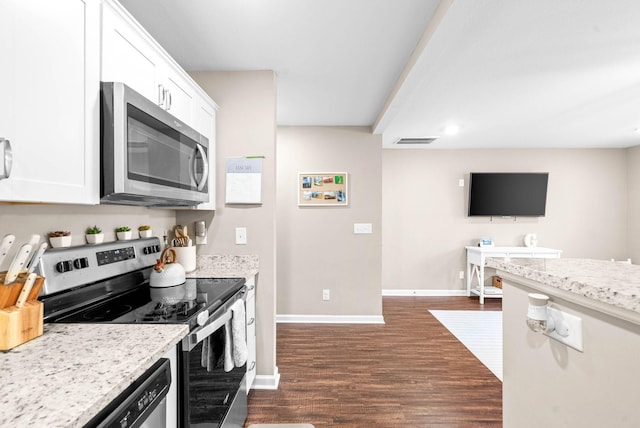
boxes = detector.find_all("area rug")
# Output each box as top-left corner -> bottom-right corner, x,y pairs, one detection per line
429,310 -> 503,381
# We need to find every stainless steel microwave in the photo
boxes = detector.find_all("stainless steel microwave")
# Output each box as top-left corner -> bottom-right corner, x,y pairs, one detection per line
100,82 -> 209,207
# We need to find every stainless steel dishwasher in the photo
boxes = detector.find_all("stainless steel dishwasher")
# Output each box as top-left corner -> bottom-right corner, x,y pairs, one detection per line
85,358 -> 171,428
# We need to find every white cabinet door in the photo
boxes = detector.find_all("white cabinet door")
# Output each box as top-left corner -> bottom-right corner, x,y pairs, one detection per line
102,2 -> 159,103
245,276 -> 257,392
102,0 -> 194,127
160,71 -> 194,125
0,0 -> 99,204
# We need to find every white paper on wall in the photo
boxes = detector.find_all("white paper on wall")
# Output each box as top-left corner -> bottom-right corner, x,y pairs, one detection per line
225,158 -> 263,204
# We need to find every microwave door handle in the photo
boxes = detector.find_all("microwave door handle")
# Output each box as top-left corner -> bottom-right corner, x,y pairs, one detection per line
185,309 -> 232,351
192,144 -> 209,191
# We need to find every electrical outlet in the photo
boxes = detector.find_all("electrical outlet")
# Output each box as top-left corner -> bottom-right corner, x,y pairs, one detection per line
544,307 -> 583,352
235,227 -> 247,245
322,289 -> 330,301
459,270 -> 465,280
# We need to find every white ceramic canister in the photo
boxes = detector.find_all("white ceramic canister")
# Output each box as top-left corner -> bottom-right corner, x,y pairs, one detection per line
172,246 -> 197,273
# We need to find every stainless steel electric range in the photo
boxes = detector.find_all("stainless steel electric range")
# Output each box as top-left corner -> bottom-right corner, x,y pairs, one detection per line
38,237 -> 248,428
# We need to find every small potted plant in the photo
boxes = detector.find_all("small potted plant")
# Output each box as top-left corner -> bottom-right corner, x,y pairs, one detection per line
85,225 -> 104,244
48,230 -> 72,248
115,226 -> 132,241
138,225 -> 153,238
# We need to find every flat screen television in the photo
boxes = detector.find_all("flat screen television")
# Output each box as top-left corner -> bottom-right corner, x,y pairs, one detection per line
468,172 -> 549,217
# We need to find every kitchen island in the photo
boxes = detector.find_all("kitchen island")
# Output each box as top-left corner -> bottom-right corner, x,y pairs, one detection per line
0,323 -> 187,427
490,257 -> 640,428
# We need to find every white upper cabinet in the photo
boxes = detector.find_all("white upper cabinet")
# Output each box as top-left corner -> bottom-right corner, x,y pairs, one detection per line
102,0 -> 200,130
101,3 -> 158,103
0,0 -> 100,204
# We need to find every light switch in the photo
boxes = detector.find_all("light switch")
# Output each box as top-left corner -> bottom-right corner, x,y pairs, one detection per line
235,227 -> 247,245
459,178 -> 465,187
354,223 -> 373,234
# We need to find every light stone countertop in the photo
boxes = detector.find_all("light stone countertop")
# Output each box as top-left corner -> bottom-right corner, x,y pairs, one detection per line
486,257 -> 640,315
186,254 -> 259,279
0,254 -> 256,427
0,323 -> 188,428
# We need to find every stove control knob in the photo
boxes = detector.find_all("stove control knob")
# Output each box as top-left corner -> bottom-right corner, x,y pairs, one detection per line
55,260 -> 73,273
196,309 -> 209,326
143,247 -> 150,255
73,257 -> 89,269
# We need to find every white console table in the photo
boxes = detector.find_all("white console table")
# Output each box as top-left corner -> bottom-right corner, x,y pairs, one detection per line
465,246 -> 562,304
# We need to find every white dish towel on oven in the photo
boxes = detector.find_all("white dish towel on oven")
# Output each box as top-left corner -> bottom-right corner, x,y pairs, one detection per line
231,299 -> 248,367
223,318 -> 233,372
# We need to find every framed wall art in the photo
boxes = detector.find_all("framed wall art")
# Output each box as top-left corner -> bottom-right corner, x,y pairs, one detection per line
298,172 -> 348,206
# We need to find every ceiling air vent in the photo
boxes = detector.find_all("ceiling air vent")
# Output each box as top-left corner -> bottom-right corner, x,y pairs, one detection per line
394,137 -> 437,145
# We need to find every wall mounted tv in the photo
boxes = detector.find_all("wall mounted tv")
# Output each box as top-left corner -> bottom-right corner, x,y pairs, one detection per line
468,172 -> 549,217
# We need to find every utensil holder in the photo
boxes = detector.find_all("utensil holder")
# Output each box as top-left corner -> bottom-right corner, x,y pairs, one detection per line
172,246 -> 197,272
0,272 -> 45,350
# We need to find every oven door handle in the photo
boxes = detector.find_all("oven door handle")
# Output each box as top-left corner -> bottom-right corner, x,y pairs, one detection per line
184,309 -> 232,352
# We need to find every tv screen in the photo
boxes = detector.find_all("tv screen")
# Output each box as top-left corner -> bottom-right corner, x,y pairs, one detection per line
468,172 -> 549,217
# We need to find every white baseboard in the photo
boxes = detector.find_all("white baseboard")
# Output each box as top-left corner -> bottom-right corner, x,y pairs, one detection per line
276,314 -> 385,324
382,289 -> 468,297
251,366 -> 280,390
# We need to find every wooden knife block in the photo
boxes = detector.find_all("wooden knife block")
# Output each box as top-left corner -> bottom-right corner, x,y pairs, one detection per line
0,301 -> 44,350
0,272 -> 45,350
0,272 -> 44,309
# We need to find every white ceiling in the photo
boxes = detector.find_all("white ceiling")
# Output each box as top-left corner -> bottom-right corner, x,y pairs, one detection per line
119,0 -> 640,149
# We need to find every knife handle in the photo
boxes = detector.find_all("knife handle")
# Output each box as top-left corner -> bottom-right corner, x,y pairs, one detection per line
15,273 -> 36,308
4,243 -> 32,284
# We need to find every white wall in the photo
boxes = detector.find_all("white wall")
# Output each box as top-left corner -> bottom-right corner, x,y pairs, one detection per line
0,204 -> 176,270
276,126 -> 382,318
180,70 -> 278,379
382,149 -> 628,291
627,146 -> 640,263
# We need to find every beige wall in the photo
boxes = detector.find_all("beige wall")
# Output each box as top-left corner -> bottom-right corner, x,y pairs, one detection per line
0,204 -> 175,269
627,146 -> 640,263
502,277 -> 640,427
276,126 -> 382,318
180,70 -> 278,379
382,149 -> 628,291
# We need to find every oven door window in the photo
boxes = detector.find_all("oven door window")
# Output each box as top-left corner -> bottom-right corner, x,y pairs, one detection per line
127,104 -> 207,193
184,327 -> 246,427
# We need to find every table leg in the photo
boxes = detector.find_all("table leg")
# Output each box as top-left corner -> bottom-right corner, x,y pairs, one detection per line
466,261 -> 472,296
478,265 -> 485,304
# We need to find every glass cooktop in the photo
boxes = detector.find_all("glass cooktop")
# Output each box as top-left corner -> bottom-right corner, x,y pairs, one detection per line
51,277 -> 245,328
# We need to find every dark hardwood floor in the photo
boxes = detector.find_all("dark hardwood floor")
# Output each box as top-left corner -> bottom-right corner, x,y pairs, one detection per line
245,296 -> 502,427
